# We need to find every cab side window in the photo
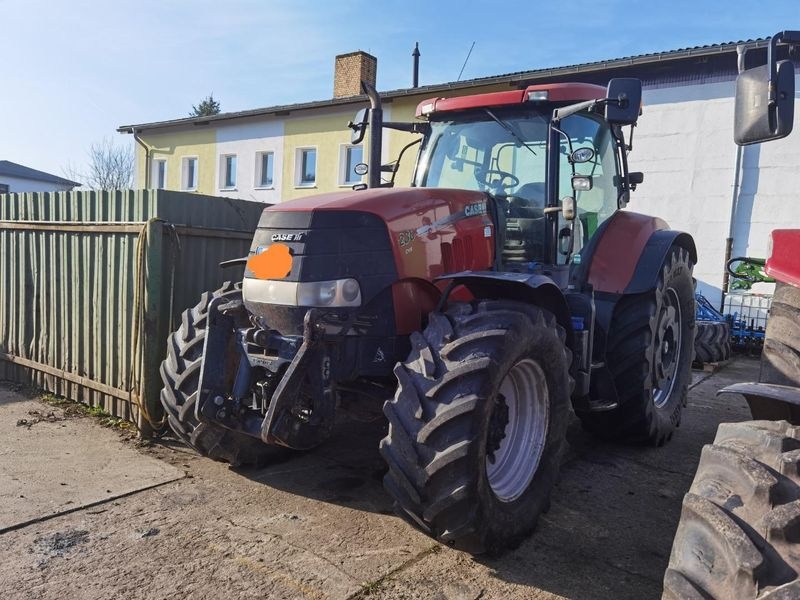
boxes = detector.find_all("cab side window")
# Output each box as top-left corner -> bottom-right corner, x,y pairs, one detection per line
557,115 -> 620,240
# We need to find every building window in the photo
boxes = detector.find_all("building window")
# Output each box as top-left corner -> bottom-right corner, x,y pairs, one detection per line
256,152 -> 274,188
296,148 -> 316,186
182,157 -> 198,190
221,154 -> 237,189
341,145 -> 364,185
151,159 -> 167,189
0,183 -> 8,194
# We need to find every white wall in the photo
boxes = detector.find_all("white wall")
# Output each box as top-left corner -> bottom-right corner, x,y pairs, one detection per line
629,79 -> 800,307
215,119 -> 284,203
0,175 -> 75,193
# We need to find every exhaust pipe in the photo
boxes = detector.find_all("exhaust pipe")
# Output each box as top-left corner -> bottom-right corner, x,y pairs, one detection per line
361,81 -> 383,188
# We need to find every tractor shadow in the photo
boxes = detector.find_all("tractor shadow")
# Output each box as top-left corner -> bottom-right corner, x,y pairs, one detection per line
229,359 -> 756,599
229,415 -> 683,600
235,416 -> 396,516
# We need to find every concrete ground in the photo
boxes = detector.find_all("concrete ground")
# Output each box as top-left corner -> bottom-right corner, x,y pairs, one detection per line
0,359 -> 757,600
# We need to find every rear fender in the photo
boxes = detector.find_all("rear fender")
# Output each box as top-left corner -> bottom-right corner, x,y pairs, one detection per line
623,230 -> 697,294
578,210 -> 696,295
439,271 -> 574,350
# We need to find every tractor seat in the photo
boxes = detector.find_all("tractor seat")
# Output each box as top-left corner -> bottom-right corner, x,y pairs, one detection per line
515,182 -> 545,208
502,181 -> 546,265
507,182 -> 546,219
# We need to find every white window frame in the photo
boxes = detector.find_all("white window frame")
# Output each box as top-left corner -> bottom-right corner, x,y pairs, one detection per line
339,144 -> 365,186
151,158 -> 167,189
181,156 -> 199,191
255,151 -> 275,189
295,147 -> 317,188
220,154 -> 237,190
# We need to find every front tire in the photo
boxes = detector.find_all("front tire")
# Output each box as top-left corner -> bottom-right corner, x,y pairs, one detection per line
579,246 -> 695,445
159,282 -> 278,467
380,300 -> 571,554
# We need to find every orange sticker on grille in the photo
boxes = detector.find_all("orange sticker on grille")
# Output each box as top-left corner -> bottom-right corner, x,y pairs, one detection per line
247,243 -> 292,279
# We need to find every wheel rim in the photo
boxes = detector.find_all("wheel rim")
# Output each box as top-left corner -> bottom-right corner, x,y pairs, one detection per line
486,358 -> 549,503
653,287 -> 682,408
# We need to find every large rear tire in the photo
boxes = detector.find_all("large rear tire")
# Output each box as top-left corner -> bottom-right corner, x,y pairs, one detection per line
760,282 -> 800,388
663,420 -> 800,599
159,282 -> 277,467
380,300 -> 571,555
578,246 -> 695,445
694,320 -> 731,366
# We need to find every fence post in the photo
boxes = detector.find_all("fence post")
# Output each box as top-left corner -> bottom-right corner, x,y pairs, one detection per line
138,218 -> 167,437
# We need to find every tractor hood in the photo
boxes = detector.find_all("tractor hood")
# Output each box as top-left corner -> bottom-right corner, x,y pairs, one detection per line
262,186 -> 488,223
244,186 -> 496,336
249,185 -> 495,285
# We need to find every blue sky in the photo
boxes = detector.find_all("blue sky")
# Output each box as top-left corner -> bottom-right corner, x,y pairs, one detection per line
1,0 -> 798,178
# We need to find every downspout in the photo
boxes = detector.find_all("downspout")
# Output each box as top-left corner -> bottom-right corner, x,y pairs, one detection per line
721,45 -> 748,310
133,130 -> 150,188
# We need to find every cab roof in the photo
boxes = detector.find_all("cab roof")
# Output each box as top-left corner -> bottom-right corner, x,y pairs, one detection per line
415,82 -> 607,118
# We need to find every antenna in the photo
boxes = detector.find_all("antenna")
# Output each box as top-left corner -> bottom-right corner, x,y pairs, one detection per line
457,41 -> 475,82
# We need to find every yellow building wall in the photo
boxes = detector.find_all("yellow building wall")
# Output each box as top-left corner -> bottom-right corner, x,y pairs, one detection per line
130,82 -> 523,199
281,111 -> 361,201
136,129 -> 216,194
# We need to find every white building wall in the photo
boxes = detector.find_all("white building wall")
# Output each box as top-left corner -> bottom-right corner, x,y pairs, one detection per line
629,79 -> 800,307
215,119 -> 284,203
0,175 -> 75,193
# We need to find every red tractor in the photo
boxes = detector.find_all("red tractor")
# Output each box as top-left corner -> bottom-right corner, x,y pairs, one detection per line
161,76 -> 697,553
665,31 -> 800,599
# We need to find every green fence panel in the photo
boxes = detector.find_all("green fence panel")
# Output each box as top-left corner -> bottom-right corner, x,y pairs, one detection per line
0,189 -> 264,433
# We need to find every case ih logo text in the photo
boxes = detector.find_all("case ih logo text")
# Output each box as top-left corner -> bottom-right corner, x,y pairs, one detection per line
465,202 -> 487,217
271,232 -> 305,242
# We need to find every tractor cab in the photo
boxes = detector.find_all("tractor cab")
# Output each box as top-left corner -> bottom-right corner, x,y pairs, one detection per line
352,78 -> 643,285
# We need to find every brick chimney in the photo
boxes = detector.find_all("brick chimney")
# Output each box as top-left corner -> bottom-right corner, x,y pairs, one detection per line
334,51 -> 377,98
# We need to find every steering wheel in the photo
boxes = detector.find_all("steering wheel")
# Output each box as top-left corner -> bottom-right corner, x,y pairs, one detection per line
480,168 -> 519,192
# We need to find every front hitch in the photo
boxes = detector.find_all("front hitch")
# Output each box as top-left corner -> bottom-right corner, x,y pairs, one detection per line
196,299 -> 336,450
260,309 -> 336,449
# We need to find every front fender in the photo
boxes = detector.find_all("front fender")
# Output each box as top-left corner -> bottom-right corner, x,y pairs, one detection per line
438,271 -> 573,349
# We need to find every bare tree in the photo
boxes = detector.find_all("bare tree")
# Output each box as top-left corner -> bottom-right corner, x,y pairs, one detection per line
63,137 -> 135,190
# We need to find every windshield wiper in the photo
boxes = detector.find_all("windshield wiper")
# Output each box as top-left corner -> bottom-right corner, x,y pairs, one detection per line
483,109 -> 537,156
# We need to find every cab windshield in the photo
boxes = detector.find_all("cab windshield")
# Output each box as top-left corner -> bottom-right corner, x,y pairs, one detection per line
415,108 -> 621,262
416,110 -> 548,197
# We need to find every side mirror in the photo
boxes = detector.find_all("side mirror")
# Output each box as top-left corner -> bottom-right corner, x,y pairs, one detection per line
348,108 -> 369,145
605,78 -> 642,125
734,61 -> 795,145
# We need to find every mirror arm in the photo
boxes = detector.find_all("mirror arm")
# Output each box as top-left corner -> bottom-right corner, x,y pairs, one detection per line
552,99 -> 598,123
766,31 -> 800,106
383,121 -> 430,135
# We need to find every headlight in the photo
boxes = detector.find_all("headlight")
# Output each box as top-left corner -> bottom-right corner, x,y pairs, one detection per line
243,277 -> 362,307
297,278 -> 362,306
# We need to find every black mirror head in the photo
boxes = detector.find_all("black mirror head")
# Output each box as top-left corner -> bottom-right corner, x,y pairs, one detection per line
605,78 -> 642,125
734,60 -> 795,146
349,108 -> 369,145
